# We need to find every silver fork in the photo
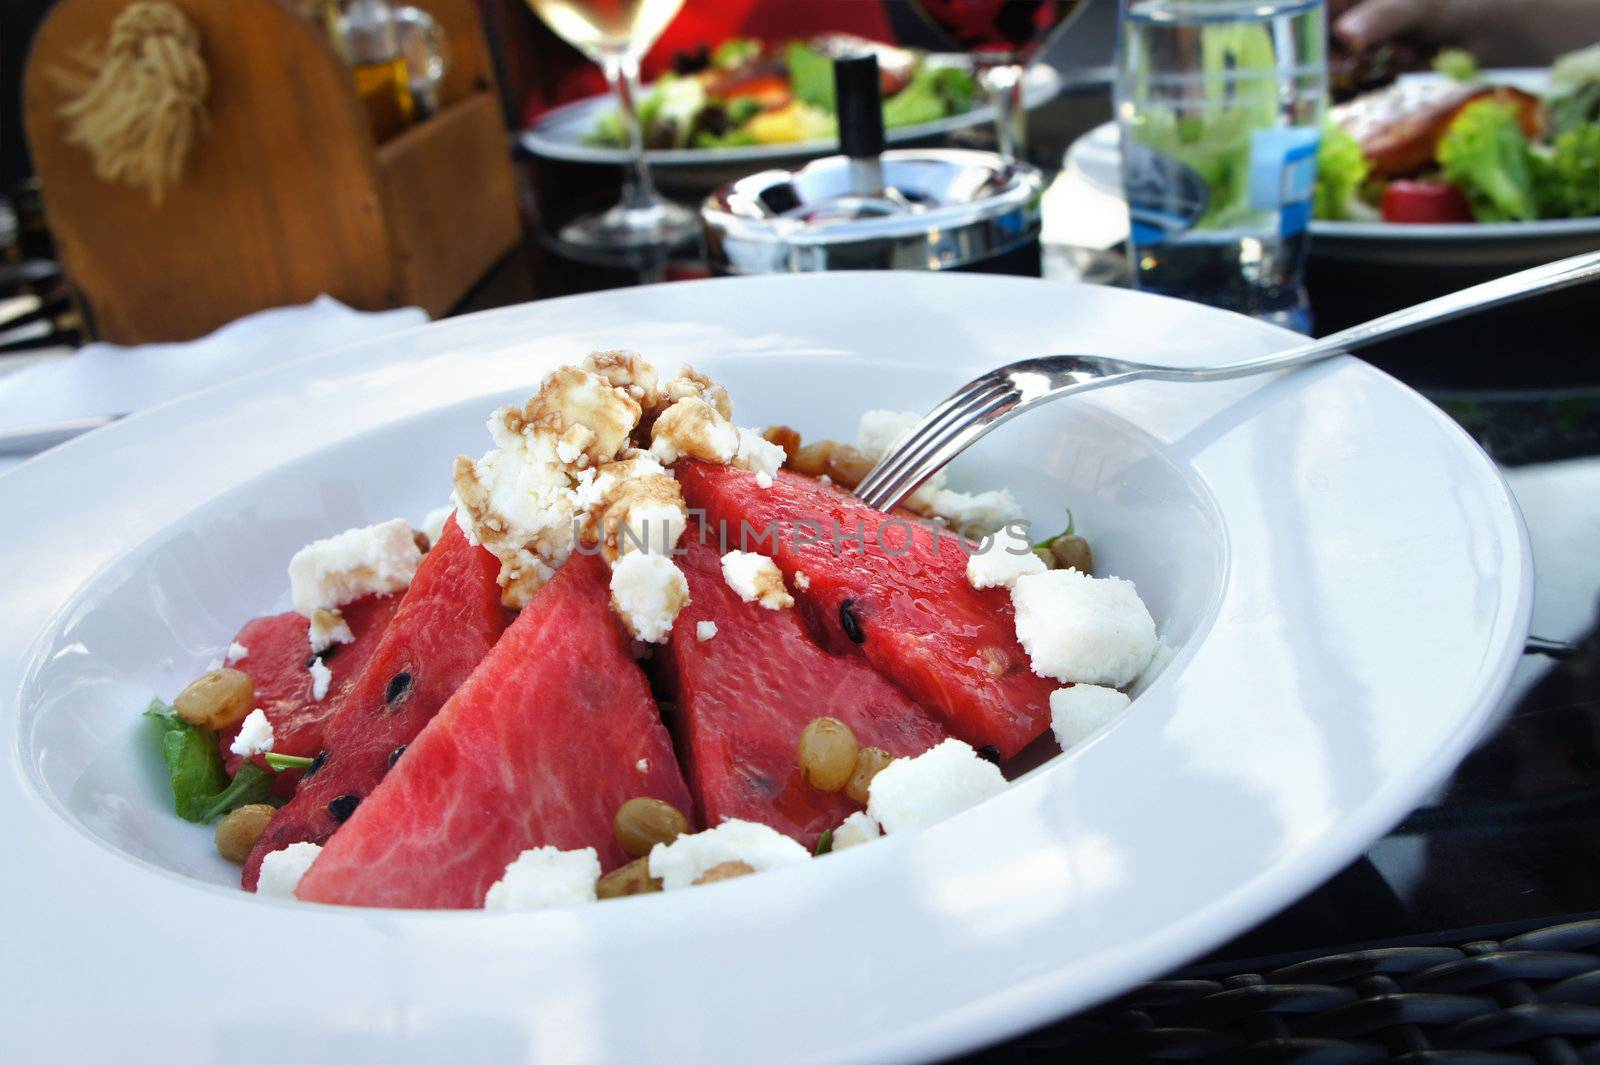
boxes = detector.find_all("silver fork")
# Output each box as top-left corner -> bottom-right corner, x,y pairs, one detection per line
854,249 -> 1600,512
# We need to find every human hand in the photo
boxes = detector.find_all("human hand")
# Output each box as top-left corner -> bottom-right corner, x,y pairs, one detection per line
1329,0 -> 1600,67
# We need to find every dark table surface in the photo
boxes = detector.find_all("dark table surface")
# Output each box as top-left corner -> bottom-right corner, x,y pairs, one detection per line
342,80 -> 1600,1064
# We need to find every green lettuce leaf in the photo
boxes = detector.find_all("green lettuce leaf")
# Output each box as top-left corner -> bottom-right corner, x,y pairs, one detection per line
1437,99 -> 1538,222
1540,124 -> 1600,218
882,65 -> 976,128
1313,121 -> 1370,221
144,700 -> 274,823
787,43 -> 835,112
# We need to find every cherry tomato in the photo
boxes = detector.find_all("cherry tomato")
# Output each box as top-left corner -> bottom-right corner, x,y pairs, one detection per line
1379,180 -> 1475,224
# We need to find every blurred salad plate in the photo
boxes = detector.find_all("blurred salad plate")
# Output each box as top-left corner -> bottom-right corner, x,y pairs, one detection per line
1063,47 -> 1600,270
522,34 -> 1062,178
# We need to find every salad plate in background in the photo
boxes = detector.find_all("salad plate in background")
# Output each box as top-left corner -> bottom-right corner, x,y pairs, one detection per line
0,273 -> 1530,1064
1062,48 -> 1600,269
522,34 -> 1063,176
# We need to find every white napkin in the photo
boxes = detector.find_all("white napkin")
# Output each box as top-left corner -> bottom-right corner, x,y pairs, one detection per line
0,295 -> 427,437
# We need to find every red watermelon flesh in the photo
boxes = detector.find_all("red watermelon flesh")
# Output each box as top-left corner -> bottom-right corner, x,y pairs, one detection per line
295,551 -> 694,909
676,460 -> 1055,759
665,530 -> 948,847
242,517 -> 510,890
218,593 -> 401,797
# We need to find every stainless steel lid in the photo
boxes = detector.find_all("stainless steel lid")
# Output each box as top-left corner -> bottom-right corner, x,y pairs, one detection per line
702,148 -> 1045,274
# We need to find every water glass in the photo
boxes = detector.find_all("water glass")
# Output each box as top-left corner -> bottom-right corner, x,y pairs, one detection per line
1116,0 -> 1327,332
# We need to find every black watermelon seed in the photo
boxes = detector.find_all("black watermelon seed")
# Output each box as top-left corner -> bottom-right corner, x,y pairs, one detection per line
385,671 -> 413,705
387,745 -> 407,769
839,599 -> 864,644
305,645 -> 339,669
976,744 -> 1002,765
306,750 -> 328,777
328,794 -> 361,823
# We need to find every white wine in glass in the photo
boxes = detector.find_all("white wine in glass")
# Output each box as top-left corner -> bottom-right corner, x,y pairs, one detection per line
527,0 -> 697,250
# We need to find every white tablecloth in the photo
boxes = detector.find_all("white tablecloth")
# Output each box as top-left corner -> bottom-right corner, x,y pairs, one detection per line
0,296 -> 427,473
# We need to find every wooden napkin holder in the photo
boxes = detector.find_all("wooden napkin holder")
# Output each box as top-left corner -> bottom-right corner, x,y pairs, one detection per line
23,0 -> 522,344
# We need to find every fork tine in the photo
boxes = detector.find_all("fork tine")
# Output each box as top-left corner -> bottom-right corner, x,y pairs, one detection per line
858,386 -> 1020,511
854,377 -> 1014,504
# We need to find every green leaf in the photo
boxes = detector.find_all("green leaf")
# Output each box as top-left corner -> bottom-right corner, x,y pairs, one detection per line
144,699 -> 273,823
264,752 -> 315,771
1313,121 -> 1370,221
1437,99 -> 1539,222
192,764 -> 275,823
711,38 -> 760,71
146,700 -> 229,822
1432,48 -> 1479,82
786,43 -> 835,112
1033,508 -> 1075,551
814,829 -> 833,856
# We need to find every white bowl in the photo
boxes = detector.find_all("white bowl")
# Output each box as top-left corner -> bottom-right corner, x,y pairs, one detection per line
0,273 -> 1530,1065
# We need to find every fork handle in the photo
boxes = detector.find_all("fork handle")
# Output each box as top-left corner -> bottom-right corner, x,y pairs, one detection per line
1150,248 -> 1600,384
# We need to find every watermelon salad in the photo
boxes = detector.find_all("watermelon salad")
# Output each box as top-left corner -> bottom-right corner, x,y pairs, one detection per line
142,351 -> 1164,910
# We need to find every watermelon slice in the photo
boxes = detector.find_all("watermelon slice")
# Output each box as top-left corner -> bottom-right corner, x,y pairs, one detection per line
295,551 -> 694,909
217,594 -> 401,797
676,460 -> 1055,758
242,517 -> 510,890
664,530 -> 948,847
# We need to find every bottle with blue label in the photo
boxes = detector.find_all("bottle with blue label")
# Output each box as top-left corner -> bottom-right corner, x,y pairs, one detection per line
1117,0 -> 1328,333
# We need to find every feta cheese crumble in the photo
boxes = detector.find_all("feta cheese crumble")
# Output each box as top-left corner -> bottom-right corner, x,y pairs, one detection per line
720,550 -> 793,610
483,845 -> 601,911
696,620 -> 718,641
229,709 -> 275,757
856,409 -> 945,510
289,519 -> 423,650
1049,684 -> 1132,749
308,656 -> 332,701
929,487 -> 1025,535
733,427 -> 785,477
966,525 -> 1046,590
609,551 -> 690,643
755,471 -> 774,489
636,758 -> 650,773
257,842 -> 321,899
867,739 -> 1007,834
308,608 -> 354,653
831,811 -> 881,850
794,570 -> 811,590
648,819 -> 810,891
1011,569 -> 1157,688
225,641 -> 249,664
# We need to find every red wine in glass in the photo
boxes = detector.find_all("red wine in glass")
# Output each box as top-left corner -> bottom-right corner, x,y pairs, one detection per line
913,0 -> 1082,59
909,0 -> 1085,158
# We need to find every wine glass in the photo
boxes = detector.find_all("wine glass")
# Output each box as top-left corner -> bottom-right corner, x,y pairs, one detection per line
526,0 -> 697,249
908,0 -> 1085,162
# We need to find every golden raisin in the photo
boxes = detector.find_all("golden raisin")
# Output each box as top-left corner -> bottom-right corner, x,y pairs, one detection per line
596,856 -> 662,899
823,445 -> 874,488
1050,534 -> 1093,574
761,425 -> 803,463
845,746 -> 894,805
790,440 -> 837,477
174,668 -> 255,730
797,716 -> 858,793
613,797 -> 690,858
214,803 -> 275,863
693,860 -> 755,885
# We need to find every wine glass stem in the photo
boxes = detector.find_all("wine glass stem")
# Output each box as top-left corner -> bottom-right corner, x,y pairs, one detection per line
600,50 -> 661,210
977,62 -> 1026,162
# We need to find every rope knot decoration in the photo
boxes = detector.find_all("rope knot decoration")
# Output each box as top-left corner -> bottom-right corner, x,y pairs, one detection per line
54,1 -> 209,205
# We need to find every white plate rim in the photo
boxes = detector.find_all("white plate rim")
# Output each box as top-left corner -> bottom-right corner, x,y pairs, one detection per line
0,273 -> 1532,1065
